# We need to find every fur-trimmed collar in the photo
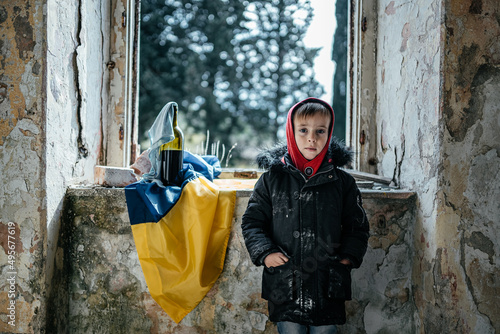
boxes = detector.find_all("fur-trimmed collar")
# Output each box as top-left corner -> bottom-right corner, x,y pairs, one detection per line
256,137 -> 353,170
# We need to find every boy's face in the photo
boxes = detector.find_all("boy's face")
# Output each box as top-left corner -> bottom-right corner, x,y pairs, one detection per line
293,112 -> 331,161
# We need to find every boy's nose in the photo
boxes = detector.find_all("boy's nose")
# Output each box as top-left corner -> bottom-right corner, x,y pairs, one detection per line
308,135 -> 316,142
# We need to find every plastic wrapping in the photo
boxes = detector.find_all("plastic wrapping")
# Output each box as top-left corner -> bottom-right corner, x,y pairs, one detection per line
142,102 -> 176,183
141,101 -> 221,185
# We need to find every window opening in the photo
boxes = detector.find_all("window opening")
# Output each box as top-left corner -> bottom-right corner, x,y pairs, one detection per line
137,0 -> 344,168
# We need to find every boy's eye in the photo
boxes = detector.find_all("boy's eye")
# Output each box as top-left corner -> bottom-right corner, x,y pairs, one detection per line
299,128 -> 307,133
317,129 -> 325,134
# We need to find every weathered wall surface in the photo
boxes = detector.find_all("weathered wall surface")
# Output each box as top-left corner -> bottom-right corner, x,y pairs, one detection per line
1,0 -> 110,332
376,0 -> 442,189
0,2 -> 47,332
374,0 -> 500,332
57,187 -> 416,333
375,1 -> 444,331
45,0 -> 110,310
435,1 -> 500,332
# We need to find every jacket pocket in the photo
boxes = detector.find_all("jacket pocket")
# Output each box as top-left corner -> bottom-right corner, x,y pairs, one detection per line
261,261 -> 295,304
327,262 -> 352,300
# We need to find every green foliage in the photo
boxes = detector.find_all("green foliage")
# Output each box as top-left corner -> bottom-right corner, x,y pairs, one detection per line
139,0 -> 324,166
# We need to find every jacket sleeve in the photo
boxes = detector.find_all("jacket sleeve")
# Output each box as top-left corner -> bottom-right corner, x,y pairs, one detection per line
241,173 -> 280,266
338,172 -> 370,268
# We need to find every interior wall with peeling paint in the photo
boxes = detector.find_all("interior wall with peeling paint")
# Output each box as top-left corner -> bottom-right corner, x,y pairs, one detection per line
0,2 -> 47,332
436,1 -> 499,332
372,0 -> 500,332
1,0 -> 112,332
45,0 -> 111,295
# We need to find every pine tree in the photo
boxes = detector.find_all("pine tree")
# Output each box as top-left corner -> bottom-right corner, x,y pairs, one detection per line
139,0 -> 325,164
139,0 -> 249,150
237,0 -> 324,141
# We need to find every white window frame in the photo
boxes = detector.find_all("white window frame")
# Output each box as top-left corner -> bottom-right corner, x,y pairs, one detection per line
103,0 -> 140,167
347,0 -> 378,174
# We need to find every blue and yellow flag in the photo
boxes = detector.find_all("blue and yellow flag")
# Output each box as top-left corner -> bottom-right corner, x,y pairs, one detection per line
125,166 -> 235,323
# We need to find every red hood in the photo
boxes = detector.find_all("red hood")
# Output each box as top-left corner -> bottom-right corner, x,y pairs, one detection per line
285,97 -> 335,177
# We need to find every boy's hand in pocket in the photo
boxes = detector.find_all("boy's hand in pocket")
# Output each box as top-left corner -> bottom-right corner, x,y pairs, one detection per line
264,252 -> 289,268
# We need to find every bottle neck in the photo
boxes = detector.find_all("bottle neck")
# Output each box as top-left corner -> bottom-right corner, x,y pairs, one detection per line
172,105 -> 178,127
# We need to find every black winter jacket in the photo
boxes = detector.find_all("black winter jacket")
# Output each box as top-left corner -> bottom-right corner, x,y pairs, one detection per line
241,139 -> 369,325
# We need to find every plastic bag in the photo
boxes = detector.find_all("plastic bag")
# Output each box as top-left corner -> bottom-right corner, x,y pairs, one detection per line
141,101 -> 222,185
142,102 -> 176,183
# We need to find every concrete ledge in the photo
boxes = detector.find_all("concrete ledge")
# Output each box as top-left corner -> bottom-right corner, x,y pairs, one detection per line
67,184 -> 416,200
54,185 -> 417,333
361,189 -> 416,200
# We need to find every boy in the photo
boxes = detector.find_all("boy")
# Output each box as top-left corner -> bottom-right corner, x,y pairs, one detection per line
242,97 -> 369,333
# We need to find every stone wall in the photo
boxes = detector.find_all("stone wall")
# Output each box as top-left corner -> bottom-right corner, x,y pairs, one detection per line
53,186 -> 416,333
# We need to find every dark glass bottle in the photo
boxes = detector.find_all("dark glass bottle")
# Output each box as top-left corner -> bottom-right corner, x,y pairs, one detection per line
159,104 -> 184,185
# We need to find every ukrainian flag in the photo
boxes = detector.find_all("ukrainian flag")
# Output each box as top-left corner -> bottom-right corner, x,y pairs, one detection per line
125,166 -> 235,323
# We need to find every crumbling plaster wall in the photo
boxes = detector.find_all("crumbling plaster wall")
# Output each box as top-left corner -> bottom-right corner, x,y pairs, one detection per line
45,0 -> 109,300
437,1 -> 500,332
375,0 -> 499,332
0,2 -> 47,332
1,0 -> 109,332
59,188 -> 416,334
